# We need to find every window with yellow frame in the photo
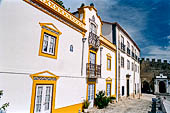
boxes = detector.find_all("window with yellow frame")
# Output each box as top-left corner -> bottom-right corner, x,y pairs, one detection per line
39,23 -> 62,59
106,53 -> 112,71
106,77 -> 112,97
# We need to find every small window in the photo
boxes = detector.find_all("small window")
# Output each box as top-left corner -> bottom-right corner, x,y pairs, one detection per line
39,23 -> 61,59
135,64 -> 137,72
127,60 -> 130,70
132,62 -> 134,71
121,57 -> 124,68
107,53 -> 112,71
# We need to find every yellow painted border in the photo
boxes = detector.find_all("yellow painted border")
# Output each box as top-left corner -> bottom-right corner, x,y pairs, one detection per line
106,77 -> 112,96
23,0 -> 86,37
88,49 -> 97,64
54,103 -> 83,113
30,71 -> 59,113
100,35 -> 116,51
39,23 -> 61,59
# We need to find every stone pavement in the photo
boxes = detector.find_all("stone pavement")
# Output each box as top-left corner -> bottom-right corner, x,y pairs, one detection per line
88,94 -> 156,113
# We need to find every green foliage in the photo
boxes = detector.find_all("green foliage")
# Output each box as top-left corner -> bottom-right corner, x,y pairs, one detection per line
94,91 -> 110,109
83,100 -> 90,109
52,0 -> 70,11
0,90 -> 9,111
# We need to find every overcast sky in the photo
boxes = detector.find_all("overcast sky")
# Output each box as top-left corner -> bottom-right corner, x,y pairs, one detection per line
63,0 -> 170,62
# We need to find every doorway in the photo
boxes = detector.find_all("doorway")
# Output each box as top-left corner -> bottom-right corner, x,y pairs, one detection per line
159,81 -> 166,93
127,79 -> 129,96
34,84 -> 53,113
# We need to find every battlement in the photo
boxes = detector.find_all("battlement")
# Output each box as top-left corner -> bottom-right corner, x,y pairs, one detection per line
140,58 -> 170,64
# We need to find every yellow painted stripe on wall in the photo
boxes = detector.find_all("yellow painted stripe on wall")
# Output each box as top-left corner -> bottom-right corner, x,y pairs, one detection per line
54,103 -> 83,113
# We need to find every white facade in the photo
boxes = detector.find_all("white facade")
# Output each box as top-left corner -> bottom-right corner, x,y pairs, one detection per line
102,22 -> 141,100
0,0 -> 116,113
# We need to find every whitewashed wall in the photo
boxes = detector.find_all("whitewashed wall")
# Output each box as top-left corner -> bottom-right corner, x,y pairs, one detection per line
0,0 -> 86,112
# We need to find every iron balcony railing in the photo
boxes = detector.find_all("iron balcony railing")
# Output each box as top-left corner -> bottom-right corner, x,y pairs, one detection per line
88,32 -> 100,49
86,63 -> 101,78
121,43 -> 126,52
127,47 -> 131,55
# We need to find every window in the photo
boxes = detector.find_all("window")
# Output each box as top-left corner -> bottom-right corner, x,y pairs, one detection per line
121,36 -> 124,44
127,60 -> 130,70
132,62 -> 134,71
42,33 -> 56,55
39,23 -> 61,59
88,83 -> 95,100
135,64 -> 137,72
121,57 -> 124,68
107,53 -> 112,71
106,77 -> 112,97
127,41 -> 130,48
106,83 -> 111,97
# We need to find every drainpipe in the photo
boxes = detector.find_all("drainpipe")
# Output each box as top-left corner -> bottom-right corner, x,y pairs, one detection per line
81,38 -> 87,76
100,47 -> 103,77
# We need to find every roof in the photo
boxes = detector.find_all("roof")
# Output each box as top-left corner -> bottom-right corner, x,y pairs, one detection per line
102,21 -> 140,52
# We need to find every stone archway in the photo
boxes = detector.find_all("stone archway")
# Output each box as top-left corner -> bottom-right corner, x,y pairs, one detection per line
159,81 -> 166,93
142,81 -> 150,93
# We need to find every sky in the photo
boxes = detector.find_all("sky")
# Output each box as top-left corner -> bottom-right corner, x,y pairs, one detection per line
63,0 -> 170,62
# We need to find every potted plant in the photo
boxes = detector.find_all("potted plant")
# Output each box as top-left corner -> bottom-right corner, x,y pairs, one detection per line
83,100 -> 90,113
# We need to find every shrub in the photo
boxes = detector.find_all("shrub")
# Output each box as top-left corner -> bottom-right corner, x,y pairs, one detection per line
94,91 -> 110,109
0,90 -> 9,112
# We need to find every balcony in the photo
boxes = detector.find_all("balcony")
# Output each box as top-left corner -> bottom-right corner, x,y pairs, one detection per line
121,43 -> 126,52
88,32 -> 100,49
86,63 -> 101,78
132,52 -> 135,58
127,47 -> 131,56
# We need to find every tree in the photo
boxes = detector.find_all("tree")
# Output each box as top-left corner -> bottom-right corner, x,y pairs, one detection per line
53,0 -> 70,11
0,90 -> 9,112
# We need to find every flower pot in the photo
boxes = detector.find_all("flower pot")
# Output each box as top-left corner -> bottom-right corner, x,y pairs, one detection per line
84,109 -> 88,113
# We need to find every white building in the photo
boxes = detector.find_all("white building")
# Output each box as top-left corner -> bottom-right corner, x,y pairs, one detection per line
0,0 -> 116,113
102,21 -> 141,100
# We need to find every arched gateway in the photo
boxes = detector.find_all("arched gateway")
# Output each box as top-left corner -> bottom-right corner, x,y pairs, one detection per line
159,81 -> 166,93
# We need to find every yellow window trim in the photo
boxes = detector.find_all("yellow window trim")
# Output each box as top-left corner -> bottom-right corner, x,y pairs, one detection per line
106,77 -> 112,96
107,53 -> 112,71
54,103 -> 83,113
30,71 -> 59,113
88,49 -> 97,64
39,23 -> 61,59
86,81 -> 96,100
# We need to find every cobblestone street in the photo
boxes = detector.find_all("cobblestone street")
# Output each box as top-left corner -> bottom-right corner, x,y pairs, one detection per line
89,94 -> 156,113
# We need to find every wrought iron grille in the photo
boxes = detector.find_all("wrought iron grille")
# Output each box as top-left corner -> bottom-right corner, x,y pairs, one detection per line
86,63 -> 101,78
88,32 -> 100,49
